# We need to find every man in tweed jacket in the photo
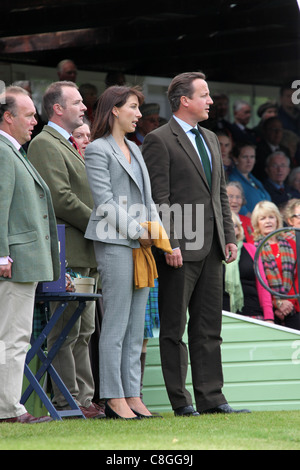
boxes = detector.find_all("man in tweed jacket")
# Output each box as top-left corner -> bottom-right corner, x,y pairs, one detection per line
0,86 -> 60,423
28,81 -> 103,419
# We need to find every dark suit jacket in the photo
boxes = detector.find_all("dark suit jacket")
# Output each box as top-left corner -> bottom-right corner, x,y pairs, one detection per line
253,139 -> 292,182
226,122 -> 256,145
142,117 -> 236,262
263,179 -> 300,207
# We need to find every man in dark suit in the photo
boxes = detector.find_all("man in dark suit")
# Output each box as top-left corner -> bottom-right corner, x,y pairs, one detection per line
253,117 -> 292,182
142,71 -> 250,416
263,151 -> 300,208
228,99 -> 256,145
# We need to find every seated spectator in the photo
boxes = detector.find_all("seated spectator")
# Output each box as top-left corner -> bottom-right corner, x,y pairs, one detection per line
72,117 -> 91,156
228,142 -> 271,216
253,117 -> 292,182
252,201 -> 300,330
226,181 -> 253,242
288,167 -> 300,194
212,93 -> 232,133
57,59 -> 77,83
278,83 -> 300,137
283,198 -> 300,229
223,212 -> 274,322
216,131 -> 234,180
128,103 -> 160,146
281,129 -> 300,166
228,100 -> 256,144
263,151 -> 300,208
252,101 -> 278,141
202,93 -> 232,136
105,71 -> 126,88
79,83 -> 98,123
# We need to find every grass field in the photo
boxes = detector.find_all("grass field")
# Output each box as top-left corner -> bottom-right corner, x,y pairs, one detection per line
1,410 -> 300,451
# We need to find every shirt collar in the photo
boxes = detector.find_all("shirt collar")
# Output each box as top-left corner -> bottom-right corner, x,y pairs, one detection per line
0,130 -> 22,150
48,121 -> 71,141
173,115 -> 196,134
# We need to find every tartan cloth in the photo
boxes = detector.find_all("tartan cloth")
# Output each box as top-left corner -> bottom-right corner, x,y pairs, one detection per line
32,302 -> 49,342
255,235 -> 297,308
144,278 -> 160,338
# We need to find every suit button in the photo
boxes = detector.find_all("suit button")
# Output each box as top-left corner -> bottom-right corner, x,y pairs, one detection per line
43,214 -> 48,219
45,235 -> 49,240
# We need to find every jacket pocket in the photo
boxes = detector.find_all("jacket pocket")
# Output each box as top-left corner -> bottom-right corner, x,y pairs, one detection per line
8,230 -> 38,245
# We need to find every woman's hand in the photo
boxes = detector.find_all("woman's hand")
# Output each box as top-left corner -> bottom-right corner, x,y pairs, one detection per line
276,299 -> 294,317
138,230 -> 153,247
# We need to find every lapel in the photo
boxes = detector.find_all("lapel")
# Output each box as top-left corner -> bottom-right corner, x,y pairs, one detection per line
169,118 -> 220,192
0,134 -> 44,187
106,134 -> 144,192
43,125 -> 85,166
169,118 -> 210,190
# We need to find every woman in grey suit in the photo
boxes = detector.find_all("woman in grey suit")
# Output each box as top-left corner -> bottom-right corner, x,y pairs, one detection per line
84,86 -> 160,419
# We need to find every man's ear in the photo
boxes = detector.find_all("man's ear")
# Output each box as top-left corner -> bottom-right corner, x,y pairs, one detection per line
53,103 -> 63,116
180,96 -> 189,109
3,110 -> 14,124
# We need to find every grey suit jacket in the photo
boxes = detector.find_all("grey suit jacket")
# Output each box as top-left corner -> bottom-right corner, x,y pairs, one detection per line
142,117 -> 236,261
84,134 -> 160,248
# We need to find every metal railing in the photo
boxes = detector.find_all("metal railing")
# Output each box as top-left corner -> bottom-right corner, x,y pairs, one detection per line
253,227 -> 300,300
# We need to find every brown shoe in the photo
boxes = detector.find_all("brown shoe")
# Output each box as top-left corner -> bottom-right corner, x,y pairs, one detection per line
80,403 -> 106,419
0,412 -> 52,424
93,401 -> 106,415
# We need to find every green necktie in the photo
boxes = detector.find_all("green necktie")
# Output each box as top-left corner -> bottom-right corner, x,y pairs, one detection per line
190,128 -> 212,188
19,146 -> 28,161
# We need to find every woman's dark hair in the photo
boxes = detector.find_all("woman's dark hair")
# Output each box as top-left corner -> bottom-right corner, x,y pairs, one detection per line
91,85 -> 144,140
231,141 -> 256,159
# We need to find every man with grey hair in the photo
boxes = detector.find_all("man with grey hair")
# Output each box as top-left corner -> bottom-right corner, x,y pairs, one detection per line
0,86 -> 60,423
229,99 -> 256,144
263,150 -> 300,207
57,59 -> 77,82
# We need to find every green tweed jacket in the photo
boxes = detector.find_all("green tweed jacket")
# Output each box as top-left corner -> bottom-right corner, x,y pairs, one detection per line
0,134 -> 60,283
28,125 -> 96,269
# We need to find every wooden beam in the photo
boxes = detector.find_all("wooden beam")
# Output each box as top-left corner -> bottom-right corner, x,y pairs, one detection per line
0,28 -> 109,54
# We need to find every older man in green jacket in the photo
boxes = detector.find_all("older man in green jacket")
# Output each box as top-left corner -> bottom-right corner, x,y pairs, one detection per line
0,86 -> 60,423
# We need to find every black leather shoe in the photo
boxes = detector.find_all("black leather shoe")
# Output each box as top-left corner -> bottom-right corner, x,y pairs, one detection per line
131,409 -> 163,418
174,405 -> 200,417
105,402 -> 140,420
201,403 -> 251,414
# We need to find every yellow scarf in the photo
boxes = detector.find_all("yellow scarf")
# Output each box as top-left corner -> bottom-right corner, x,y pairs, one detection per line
133,221 -> 172,289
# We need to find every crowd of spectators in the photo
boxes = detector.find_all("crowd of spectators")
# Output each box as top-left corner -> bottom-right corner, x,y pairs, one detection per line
1,60 -> 300,424
204,85 -> 300,331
